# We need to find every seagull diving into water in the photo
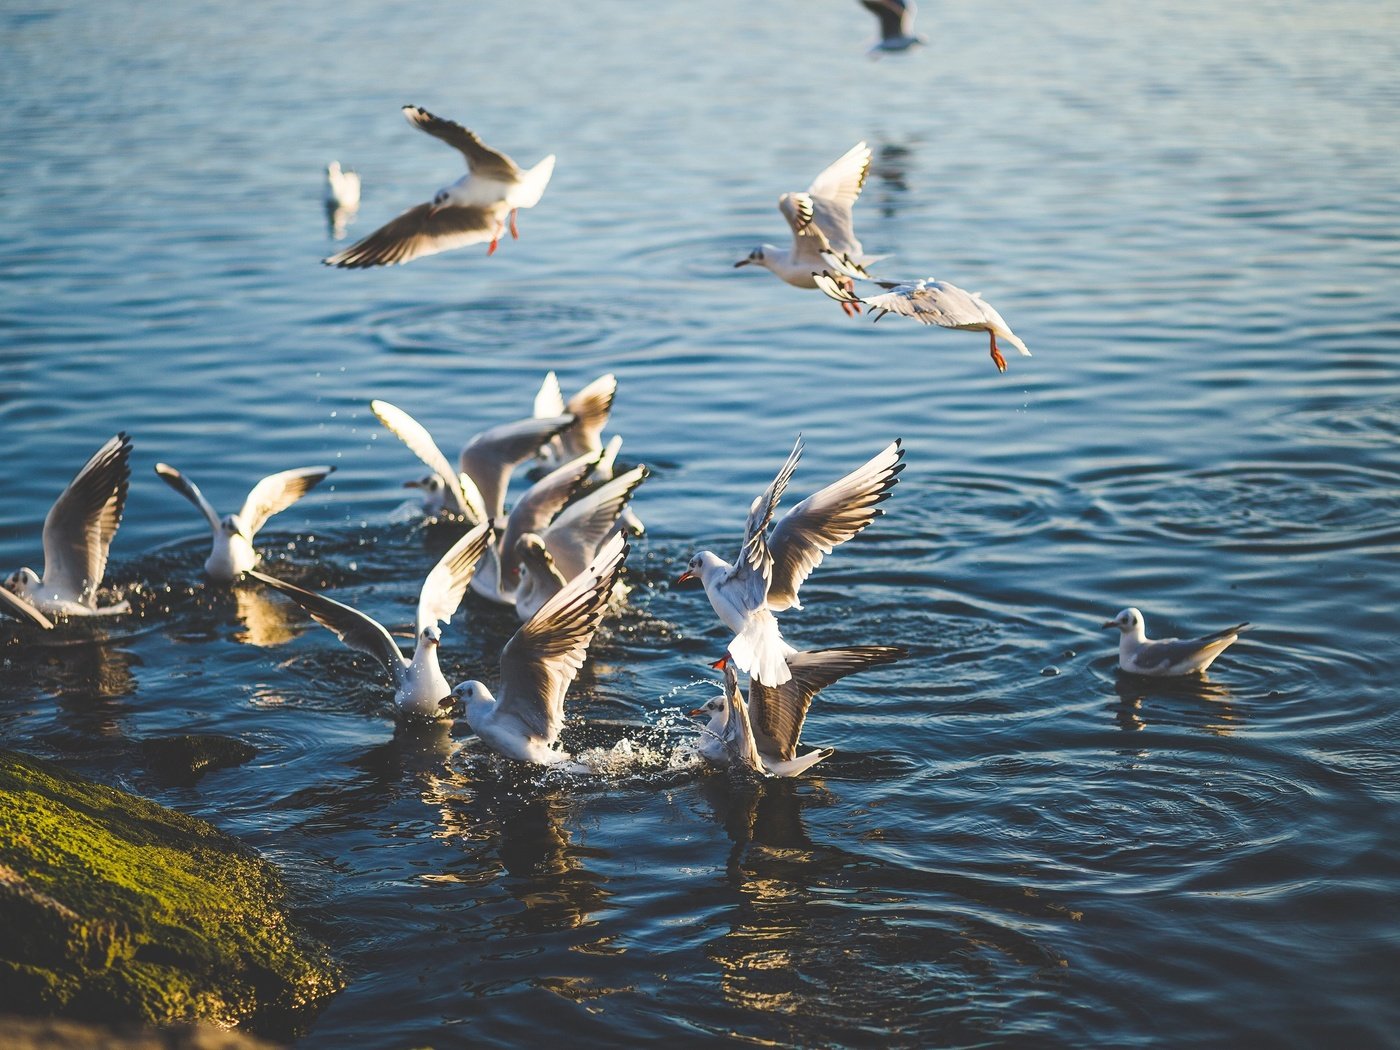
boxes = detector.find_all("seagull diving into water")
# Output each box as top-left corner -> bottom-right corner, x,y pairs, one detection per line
859,0 -> 927,55
324,106 -> 555,268
677,436 -> 905,687
3,433 -> 132,621
1103,607 -> 1250,677
154,462 -> 335,582
735,142 -> 879,316
249,521 -> 492,720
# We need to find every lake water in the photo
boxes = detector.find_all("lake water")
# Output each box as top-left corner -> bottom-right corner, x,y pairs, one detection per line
2,1 -> 1398,1046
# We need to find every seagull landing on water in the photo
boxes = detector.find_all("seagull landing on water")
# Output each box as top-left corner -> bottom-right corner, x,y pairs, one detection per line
676,436 -> 905,687
155,463 -> 335,583
1103,607 -> 1250,677
324,106 -> 555,268
735,142 -> 880,316
814,259 -> 1031,374
250,521 -> 492,721
860,0 -> 927,55
3,433 -> 132,621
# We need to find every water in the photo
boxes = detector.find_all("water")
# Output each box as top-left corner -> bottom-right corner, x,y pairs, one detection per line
2,1 -> 1398,1045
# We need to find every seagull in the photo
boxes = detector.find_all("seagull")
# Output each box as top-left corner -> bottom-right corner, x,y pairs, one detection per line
3,433 -> 132,619
324,105 -> 555,268
692,646 -> 906,777
371,399 -> 489,522
734,142 -> 878,315
513,464 -> 649,622
532,371 -> 617,471
249,520 -> 492,720
1103,607 -> 1250,677
324,161 -> 361,210
814,264 -> 1031,373
859,0 -> 927,54
154,463 -> 335,582
452,534 -> 629,765
460,413 -> 577,523
677,436 -> 905,687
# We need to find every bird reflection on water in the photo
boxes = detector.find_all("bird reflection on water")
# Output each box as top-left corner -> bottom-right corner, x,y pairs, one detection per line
1112,673 -> 1242,737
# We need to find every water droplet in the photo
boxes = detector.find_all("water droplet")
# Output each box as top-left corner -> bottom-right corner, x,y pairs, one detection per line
1041,665 -> 1060,676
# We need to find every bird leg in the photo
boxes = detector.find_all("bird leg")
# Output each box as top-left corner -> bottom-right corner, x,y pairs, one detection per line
988,333 -> 1008,374
844,277 -> 862,314
839,300 -> 856,318
509,208 -> 520,240
487,220 -> 505,256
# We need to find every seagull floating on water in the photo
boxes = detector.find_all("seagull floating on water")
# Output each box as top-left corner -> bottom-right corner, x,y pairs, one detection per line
154,463 -> 335,582
677,436 -> 905,687
814,262 -> 1031,373
250,521 -> 492,720
453,534 -> 629,766
324,106 -> 554,268
1103,607 -> 1250,677
693,646 -> 907,777
859,0 -> 927,55
324,161 -> 361,239
3,433 -> 132,620
735,142 -> 878,315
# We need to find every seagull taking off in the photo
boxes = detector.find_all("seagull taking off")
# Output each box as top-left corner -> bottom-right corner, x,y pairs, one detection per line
677,436 -> 905,687
735,142 -> 878,315
860,0 -> 927,55
250,520 -> 493,720
324,106 -> 555,268
4,433 -> 132,620
1103,608 -> 1250,677
814,264 -> 1031,373
155,463 -> 335,582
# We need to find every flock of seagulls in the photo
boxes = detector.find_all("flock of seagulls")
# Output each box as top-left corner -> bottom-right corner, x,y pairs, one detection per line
2,0 -> 1253,779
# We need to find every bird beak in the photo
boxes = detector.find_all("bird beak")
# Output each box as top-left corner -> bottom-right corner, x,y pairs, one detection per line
733,259 -> 751,268
1101,621 -> 1118,629
687,707 -> 706,718
711,654 -> 730,670
675,569 -> 695,585
403,479 -> 423,489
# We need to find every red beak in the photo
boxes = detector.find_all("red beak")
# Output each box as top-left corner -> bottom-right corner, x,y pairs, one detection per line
710,654 -> 730,670
687,707 -> 706,718
675,570 -> 695,585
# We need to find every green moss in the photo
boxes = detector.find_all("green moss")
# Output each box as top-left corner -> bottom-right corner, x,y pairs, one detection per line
0,750 -> 341,1031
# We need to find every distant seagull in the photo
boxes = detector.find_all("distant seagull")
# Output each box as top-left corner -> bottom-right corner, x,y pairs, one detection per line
3,433 -> 132,619
860,0 -> 927,54
250,520 -> 492,720
324,161 -> 361,239
532,372 -> 617,471
1103,607 -> 1250,677
513,464 -> 648,621
677,436 -> 905,687
371,399 -> 489,522
452,534 -> 629,766
693,646 -> 906,776
814,264 -> 1031,373
735,142 -> 878,315
324,106 -> 555,268
154,463 -> 335,582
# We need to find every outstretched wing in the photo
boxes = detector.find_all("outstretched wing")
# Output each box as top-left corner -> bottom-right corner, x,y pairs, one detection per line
460,414 -> 575,521
734,436 -> 804,593
497,450 -> 603,589
249,570 -> 407,682
750,645 -> 906,760
42,433 -> 132,607
401,105 -> 520,179
805,141 -> 870,254
239,466 -> 335,538
153,462 -> 221,532
495,535 -> 629,743
416,520 -> 493,636
559,373 -> 617,459
766,439 -> 903,611
543,465 -> 649,580
324,201 -> 504,268
371,399 -> 487,523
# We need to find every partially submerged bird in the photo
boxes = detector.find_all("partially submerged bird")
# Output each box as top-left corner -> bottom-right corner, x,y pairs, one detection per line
1103,607 -> 1250,677
677,436 -> 905,687
324,105 -> 555,268
692,646 -> 906,777
453,534 -> 629,766
154,462 -> 335,582
735,142 -> 877,315
249,520 -> 492,720
324,161 -> 361,210
3,433 -> 132,619
814,264 -> 1031,373
859,0 -> 927,55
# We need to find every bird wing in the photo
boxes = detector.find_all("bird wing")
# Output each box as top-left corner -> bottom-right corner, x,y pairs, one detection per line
805,141 -> 871,254
238,466 -> 335,538
371,400 -> 486,523
323,202 -> 504,268
416,520 -> 493,636
497,450 -> 603,588
534,371 -> 566,418
0,585 -> 54,629
153,462 -> 221,533
495,535 -> 629,743
41,433 -> 132,607
559,373 -> 617,459
860,280 -> 993,328
249,570 -> 407,681
401,105 -> 520,180
543,465 -> 649,579
721,660 -> 767,775
733,436 -> 804,595
459,414 -> 575,520
749,645 -> 906,760
767,440 -> 904,612
1134,624 -> 1250,670
861,0 -> 911,38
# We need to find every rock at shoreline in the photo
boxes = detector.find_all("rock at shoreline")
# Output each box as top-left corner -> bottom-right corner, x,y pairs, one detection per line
0,750 -> 340,1033
0,1014 -> 279,1049
139,735 -> 257,784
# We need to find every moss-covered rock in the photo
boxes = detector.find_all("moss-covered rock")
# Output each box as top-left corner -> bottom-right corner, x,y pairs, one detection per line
0,750 -> 340,1033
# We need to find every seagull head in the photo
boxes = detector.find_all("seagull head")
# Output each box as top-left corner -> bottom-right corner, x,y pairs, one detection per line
5,568 -> 39,595
676,551 -> 722,588
221,514 -> 250,539
428,188 -> 451,216
421,624 -> 442,647
734,247 -> 766,269
1103,607 -> 1144,634
688,695 -> 726,720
